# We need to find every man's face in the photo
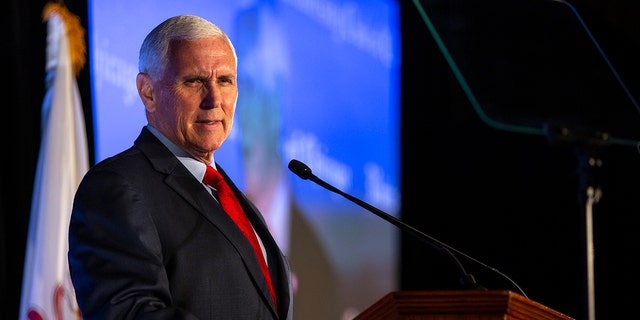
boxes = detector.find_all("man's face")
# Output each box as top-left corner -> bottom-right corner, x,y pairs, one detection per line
143,37 -> 238,162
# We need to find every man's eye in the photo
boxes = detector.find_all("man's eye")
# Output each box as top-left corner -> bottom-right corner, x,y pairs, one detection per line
219,77 -> 234,85
185,78 -> 203,86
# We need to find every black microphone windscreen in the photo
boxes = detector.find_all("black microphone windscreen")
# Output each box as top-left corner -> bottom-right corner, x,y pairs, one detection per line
288,159 -> 312,180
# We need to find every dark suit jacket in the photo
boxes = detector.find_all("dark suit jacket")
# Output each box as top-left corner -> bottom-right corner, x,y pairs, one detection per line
68,127 -> 292,319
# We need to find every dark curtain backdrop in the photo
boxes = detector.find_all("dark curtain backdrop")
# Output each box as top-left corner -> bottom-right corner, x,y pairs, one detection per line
2,1 -> 638,319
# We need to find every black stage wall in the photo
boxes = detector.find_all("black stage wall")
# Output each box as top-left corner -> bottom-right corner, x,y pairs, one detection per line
401,1 -> 640,320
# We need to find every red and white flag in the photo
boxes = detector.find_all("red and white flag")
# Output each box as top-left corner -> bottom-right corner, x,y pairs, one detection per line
19,3 -> 88,320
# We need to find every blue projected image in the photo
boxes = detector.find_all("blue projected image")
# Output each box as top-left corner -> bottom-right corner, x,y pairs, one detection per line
89,0 -> 400,318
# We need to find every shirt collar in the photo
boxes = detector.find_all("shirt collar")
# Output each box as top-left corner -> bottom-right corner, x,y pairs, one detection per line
146,124 -> 214,182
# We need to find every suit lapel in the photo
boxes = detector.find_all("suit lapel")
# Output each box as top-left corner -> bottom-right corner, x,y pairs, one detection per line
217,164 -> 291,314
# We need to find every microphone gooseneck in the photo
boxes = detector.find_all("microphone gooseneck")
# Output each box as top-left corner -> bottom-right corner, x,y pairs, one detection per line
288,159 -> 528,298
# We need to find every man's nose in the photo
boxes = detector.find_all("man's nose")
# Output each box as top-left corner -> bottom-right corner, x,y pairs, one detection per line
201,82 -> 223,108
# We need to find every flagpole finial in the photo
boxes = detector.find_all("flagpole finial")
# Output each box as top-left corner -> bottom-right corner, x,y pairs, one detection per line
42,2 -> 86,77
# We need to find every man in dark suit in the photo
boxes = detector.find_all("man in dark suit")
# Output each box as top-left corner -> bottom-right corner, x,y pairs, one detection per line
68,15 -> 292,319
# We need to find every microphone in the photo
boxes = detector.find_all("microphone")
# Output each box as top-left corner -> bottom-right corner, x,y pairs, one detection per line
288,159 -> 528,297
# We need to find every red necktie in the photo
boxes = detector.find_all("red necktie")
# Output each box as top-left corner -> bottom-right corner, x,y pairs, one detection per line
203,165 -> 277,307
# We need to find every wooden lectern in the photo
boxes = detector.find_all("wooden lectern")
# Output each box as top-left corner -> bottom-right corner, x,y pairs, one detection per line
354,290 -> 574,320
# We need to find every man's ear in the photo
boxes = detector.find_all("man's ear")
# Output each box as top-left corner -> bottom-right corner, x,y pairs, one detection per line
136,73 -> 156,112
